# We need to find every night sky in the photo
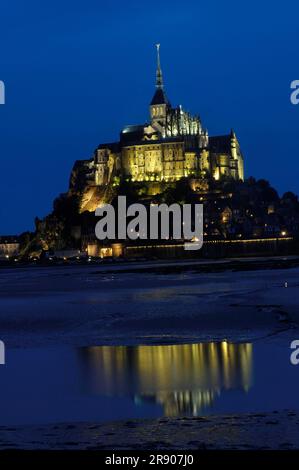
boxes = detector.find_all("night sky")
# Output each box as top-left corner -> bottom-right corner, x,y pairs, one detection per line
0,0 -> 298,235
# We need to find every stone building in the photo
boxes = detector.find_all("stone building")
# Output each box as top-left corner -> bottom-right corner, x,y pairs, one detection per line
0,236 -> 20,259
71,45 -> 244,205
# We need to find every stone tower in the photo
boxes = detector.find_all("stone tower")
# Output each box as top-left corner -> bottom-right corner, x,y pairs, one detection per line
149,44 -> 170,134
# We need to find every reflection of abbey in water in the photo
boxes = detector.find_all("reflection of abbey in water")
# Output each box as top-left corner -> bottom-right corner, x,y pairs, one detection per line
79,342 -> 252,416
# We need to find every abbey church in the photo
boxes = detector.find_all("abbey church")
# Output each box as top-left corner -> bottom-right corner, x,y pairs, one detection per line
71,46 -> 244,206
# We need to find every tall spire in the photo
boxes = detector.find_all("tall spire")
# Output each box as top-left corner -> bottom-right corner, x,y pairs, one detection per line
150,43 -> 170,107
155,43 -> 163,89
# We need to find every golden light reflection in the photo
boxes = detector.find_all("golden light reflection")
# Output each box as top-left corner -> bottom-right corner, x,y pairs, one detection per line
78,342 -> 252,416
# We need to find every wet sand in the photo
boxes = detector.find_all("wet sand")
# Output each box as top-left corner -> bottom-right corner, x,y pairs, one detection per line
0,258 -> 299,449
0,259 -> 299,348
0,410 -> 298,450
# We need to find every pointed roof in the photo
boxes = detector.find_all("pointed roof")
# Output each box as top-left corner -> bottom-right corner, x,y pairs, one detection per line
150,88 -> 170,105
150,44 -> 170,106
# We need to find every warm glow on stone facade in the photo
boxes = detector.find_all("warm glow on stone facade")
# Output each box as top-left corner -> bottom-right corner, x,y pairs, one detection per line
73,46 -> 244,213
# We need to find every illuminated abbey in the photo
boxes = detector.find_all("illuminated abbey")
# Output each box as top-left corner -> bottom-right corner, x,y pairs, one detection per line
24,47 -> 299,259
71,45 -> 244,211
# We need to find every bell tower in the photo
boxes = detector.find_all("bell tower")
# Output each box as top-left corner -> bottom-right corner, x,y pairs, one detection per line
150,44 -> 170,131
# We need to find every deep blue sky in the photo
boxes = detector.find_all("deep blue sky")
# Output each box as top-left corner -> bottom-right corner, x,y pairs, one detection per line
0,0 -> 298,234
